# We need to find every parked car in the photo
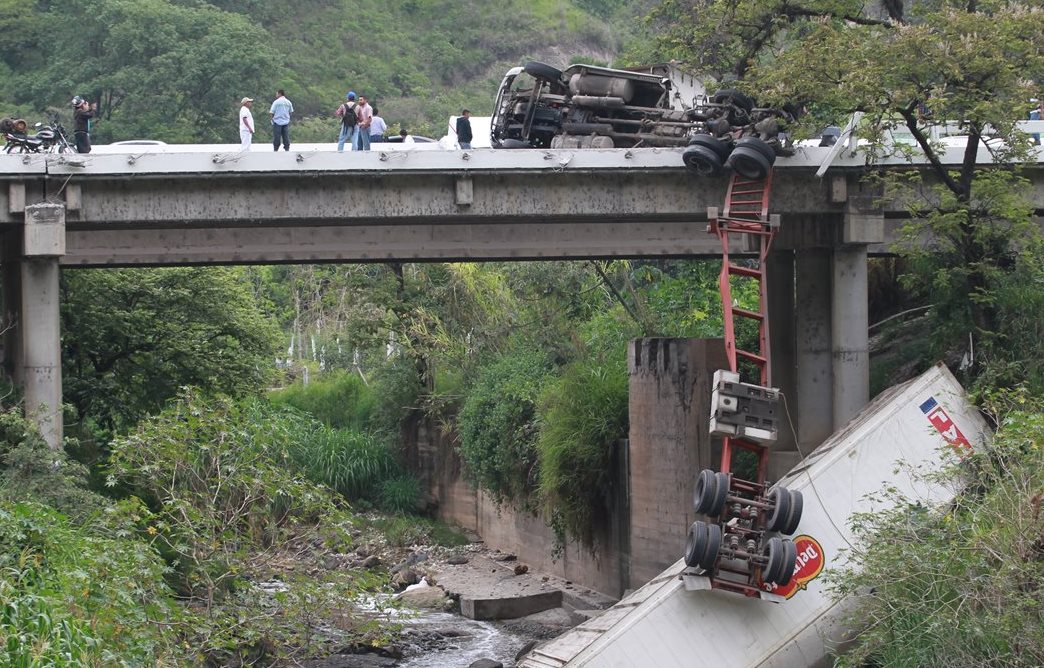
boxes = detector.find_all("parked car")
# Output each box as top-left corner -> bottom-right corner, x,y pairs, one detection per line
491,61 -> 799,178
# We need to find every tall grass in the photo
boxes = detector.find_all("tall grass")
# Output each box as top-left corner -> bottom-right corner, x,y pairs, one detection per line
285,426 -> 398,500
270,369 -> 377,430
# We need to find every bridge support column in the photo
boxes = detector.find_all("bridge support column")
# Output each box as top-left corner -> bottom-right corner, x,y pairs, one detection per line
795,247 -> 833,451
831,245 -> 869,428
766,250 -> 800,479
21,204 -> 65,450
1,231 -> 23,385
830,195 -> 881,429
626,338 -> 726,589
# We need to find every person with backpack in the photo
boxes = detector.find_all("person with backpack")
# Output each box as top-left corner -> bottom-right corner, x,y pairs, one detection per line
336,91 -> 359,152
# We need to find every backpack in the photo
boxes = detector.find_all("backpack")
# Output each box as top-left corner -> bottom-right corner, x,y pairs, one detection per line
340,103 -> 357,127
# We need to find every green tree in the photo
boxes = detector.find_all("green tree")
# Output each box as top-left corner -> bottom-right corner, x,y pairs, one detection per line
643,0 -> 1044,391
61,267 -> 280,435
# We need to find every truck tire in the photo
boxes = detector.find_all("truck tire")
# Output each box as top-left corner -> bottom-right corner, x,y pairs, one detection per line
782,490 -> 803,535
693,469 -> 719,514
682,144 -> 724,176
734,136 -> 775,162
776,539 -> 798,586
762,536 -> 784,584
700,522 -> 722,570
709,471 -> 731,517
688,133 -> 732,160
684,521 -> 709,568
524,61 -> 564,84
726,146 -> 772,180
766,488 -> 790,532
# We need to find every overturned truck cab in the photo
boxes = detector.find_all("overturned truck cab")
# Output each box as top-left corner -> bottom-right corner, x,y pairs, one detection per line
491,61 -> 799,180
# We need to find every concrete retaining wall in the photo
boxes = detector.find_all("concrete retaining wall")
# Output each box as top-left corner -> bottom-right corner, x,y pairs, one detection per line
417,338 -> 725,599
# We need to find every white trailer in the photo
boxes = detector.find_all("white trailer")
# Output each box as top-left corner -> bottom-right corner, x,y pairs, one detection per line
520,363 -> 989,668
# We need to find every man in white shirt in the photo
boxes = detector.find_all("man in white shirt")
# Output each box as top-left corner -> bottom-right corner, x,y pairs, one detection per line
369,107 -> 387,143
239,97 -> 254,151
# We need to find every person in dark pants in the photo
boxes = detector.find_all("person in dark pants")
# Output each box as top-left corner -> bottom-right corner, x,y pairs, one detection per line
456,109 -> 473,149
71,95 -> 97,154
269,89 -> 294,151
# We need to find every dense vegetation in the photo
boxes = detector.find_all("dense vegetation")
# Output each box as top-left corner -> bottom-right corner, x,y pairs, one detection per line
0,0 -> 641,141
0,0 -> 1042,664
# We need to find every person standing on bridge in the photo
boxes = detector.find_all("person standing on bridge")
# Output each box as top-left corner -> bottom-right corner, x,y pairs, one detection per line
269,90 -> 294,151
239,97 -> 254,152
456,109 -> 473,150
336,92 -> 359,152
369,107 -> 387,144
355,95 -> 373,151
71,95 -> 97,154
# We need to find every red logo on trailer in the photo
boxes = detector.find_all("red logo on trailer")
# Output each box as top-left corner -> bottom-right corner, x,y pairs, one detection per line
919,397 -> 973,455
761,535 -> 825,599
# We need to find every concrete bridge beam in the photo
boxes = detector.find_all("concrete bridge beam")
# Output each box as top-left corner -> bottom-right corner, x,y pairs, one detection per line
795,246 -> 834,452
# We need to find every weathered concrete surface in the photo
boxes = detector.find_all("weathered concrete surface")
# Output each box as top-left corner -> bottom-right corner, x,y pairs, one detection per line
626,339 -> 726,589
436,552 -> 565,620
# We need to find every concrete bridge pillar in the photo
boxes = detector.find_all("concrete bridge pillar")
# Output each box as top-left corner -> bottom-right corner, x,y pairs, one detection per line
20,204 -> 65,449
794,246 -> 834,452
626,338 -> 726,589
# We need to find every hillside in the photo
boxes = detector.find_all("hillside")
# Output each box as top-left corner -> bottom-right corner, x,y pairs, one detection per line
0,0 -> 641,143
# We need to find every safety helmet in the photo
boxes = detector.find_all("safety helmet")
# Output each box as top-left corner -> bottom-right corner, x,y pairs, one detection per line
71,95 -> 84,107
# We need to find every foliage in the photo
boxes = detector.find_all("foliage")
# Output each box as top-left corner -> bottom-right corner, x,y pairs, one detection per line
377,476 -> 423,514
61,267 -> 280,435
830,400 -> 1044,667
457,347 -> 553,505
0,0 -> 619,142
269,369 -> 377,431
106,390 -> 381,663
535,353 -> 629,548
641,0 -> 1044,391
0,407 -> 106,521
369,515 -> 470,549
0,501 -> 178,665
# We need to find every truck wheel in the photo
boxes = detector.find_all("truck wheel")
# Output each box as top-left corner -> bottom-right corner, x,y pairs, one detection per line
684,521 -> 709,568
693,469 -> 720,514
726,146 -> 772,180
682,145 -> 724,176
734,136 -> 776,163
782,490 -> 803,535
762,536 -> 784,584
495,138 -> 531,149
707,471 -> 730,517
766,488 -> 791,532
588,135 -> 614,149
524,61 -> 564,84
776,539 -> 798,585
688,133 -> 732,160
700,523 -> 722,570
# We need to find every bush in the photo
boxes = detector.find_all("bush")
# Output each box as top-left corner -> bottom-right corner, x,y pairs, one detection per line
830,402 -> 1044,667
107,390 -> 380,663
377,476 -> 422,514
0,501 -> 177,665
286,422 -> 399,500
457,348 -> 552,505
370,515 -> 470,549
269,369 -> 377,430
535,355 -> 628,547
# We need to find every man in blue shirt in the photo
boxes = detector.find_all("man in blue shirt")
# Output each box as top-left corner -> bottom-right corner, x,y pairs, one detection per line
269,89 -> 294,151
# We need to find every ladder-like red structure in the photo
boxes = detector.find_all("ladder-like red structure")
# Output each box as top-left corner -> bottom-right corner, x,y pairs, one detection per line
707,170 -> 779,596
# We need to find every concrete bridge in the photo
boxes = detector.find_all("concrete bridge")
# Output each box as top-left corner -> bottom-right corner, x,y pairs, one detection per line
1,142 -> 1042,456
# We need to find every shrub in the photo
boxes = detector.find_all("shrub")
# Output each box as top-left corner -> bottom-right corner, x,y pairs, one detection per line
106,390 -> 379,663
269,369 -> 377,430
536,355 -> 629,547
830,402 -> 1044,667
286,423 -> 398,500
457,348 -> 552,505
0,501 -> 177,665
377,476 -> 422,514
370,515 -> 469,549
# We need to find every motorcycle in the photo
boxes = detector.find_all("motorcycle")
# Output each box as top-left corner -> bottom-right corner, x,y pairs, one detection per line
2,115 -> 74,154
